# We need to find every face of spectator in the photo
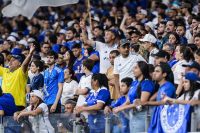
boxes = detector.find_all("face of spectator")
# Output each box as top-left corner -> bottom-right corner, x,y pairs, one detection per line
105,19 -> 112,28
143,42 -> 151,51
153,66 -> 165,82
22,50 -> 29,57
41,44 -> 51,54
195,53 -> 200,64
175,46 -> 182,60
64,103 -> 74,113
194,37 -> 200,48
72,48 -> 81,58
133,63 -> 142,79
130,33 -> 140,44
93,28 -> 102,38
109,53 -> 117,65
166,21 -> 175,33
64,68 -> 71,80
157,24 -> 166,34
66,30 -> 74,41
119,44 -> 130,57
58,34 -> 66,42
60,46 -> 67,55
91,79 -> 98,90
30,94 -> 39,105
3,41 -> 11,50
163,45 -> 173,56
154,57 -> 167,66
176,26 -> 185,36
73,23 -> 80,32
30,62 -> 39,74
57,54 -> 64,65
168,34 -> 177,45
191,19 -> 199,29
9,57 -> 21,71
120,82 -> 129,95
104,31 -> 115,43
43,20 -> 50,30
79,19 -> 86,29
183,79 -> 190,91
64,51 -> 70,61
47,55 -> 56,66
126,16 -> 134,26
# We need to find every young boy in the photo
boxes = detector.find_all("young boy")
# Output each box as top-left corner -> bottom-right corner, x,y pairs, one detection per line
104,77 -> 133,133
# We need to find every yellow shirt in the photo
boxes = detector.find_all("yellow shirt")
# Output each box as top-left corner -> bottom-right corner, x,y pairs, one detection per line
0,66 -> 28,106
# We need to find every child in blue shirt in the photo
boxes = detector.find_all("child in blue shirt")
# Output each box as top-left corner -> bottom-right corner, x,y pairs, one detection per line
104,77 -> 133,133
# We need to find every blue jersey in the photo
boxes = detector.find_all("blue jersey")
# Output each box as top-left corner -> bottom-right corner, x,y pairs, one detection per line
128,79 -> 155,104
90,51 -> 100,74
111,96 -> 126,108
156,81 -> 176,101
30,73 -> 44,91
43,66 -> 64,105
85,87 -> 110,106
73,56 -> 87,82
0,93 -> 17,116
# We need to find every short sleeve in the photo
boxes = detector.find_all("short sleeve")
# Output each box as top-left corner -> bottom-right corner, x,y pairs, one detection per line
95,41 -> 104,51
192,89 -> 200,100
97,89 -> 110,104
113,57 -> 119,75
37,103 -> 47,112
141,80 -> 154,94
58,70 -> 64,83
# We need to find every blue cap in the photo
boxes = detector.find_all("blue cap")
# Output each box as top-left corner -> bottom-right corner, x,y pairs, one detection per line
185,72 -> 200,82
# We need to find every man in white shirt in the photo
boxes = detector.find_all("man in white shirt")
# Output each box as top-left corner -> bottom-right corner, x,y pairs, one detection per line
113,39 -> 146,97
83,29 -> 118,73
140,33 -> 158,65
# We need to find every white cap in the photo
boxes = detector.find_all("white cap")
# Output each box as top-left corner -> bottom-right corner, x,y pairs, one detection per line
27,38 -> 35,43
59,29 -> 67,34
10,32 -> 19,39
18,39 -> 28,47
139,9 -> 147,16
139,34 -> 157,44
92,16 -> 100,22
30,90 -> 44,101
145,21 -> 155,30
7,36 -> 16,42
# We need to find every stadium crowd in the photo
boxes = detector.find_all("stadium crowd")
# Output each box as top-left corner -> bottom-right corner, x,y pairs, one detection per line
0,0 -> 200,132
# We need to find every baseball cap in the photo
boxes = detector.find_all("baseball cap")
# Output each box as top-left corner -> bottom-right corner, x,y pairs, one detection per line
7,36 -> 16,42
138,9 -> 147,16
185,72 -> 200,82
153,50 -> 170,60
27,38 -> 36,44
30,90 -> 44,101
128,28 -> 141,35
139,34 -> 157,44
92,16 -> 100,22
18,40 -> 28,47
145,22 -> 155,30
119,39 -> 130,47
182,61 -> 200,71
59,29 -> 67,34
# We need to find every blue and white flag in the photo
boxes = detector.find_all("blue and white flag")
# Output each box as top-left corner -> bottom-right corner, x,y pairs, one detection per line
149,104 -> 191,133
2,0 -> 79,19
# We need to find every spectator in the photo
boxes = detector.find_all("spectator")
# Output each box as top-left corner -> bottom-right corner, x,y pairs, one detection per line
140,33 -> 158,65
72,43 -> 87,82
76,59 -> 94,106
64,99 -> 77,114
13,90 -> 55,133
194,33 -> 200,48
162,43 -> 177,67
0,87 -> 17,116
40,42 -> 51,64
104,77 -> 133,133
195,48 -> 200,64
167,32 -> 180,46
61,68 -> 78,106
106,50 -> 120,100
56,53 -> 66,70
0,45 -> 35,111
153,50 -> 170,66
75,73 -> 110,133
43,51 -> 64,113
64,49 -> 76,69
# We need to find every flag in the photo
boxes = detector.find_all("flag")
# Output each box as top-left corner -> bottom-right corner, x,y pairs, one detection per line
149,104 -> 191,133
2,0 -> 79,19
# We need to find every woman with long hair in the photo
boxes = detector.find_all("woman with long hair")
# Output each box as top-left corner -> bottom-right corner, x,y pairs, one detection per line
112,61 -> 155,133
75,73 -> 110,133
14,90 -> 55,133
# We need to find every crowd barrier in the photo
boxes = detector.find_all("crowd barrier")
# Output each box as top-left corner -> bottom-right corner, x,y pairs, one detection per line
0,105 -> 199,133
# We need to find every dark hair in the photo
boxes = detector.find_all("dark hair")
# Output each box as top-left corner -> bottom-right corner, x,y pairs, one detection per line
82,59 -> 94,71
71,43 -> 81,49
168,32 -> 180,44
148,64 -> 155,74
156,62 -> 174,84
66,27 -> 77,34
136,61 -> 151,98
121,77 -> 133,87
47,51 -> 58,59
65,50 -> 76,68
65,67 -> 77,81
0,87 -> 2,96
194,33 -> 200,38
195,48 -> 200,56
0,53 -> 4,66
31,98 -> 43,111
178,45 -> 194,62
32,60 -> 44,72
92,73 -> 109,89
110,50 -> 120,56
183,80 -> 199,100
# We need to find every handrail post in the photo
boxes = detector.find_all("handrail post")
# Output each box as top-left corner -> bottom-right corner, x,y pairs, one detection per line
0,116 -> 4,133
191,112 -> 197,132
105,114 -> 111,133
